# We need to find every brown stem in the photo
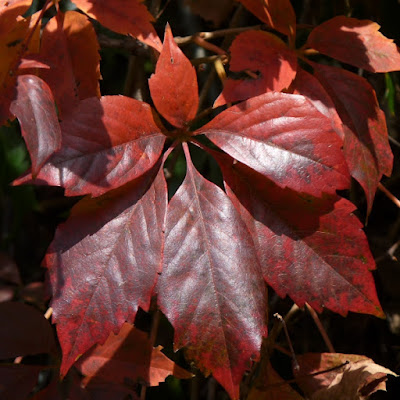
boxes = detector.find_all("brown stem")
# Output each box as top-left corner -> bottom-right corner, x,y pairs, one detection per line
305,303 -> 335,353
378,183 -> 400,208
174,25 -> 263,45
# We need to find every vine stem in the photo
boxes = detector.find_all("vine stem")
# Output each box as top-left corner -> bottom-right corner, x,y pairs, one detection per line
305,303 -> 335,353
378,183 -> 400,208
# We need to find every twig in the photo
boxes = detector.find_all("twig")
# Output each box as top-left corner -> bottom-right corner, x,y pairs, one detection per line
174,25 -> 263,45
378,182 -> 400,208
274,313 -> 299,371
305,303 -> 335,353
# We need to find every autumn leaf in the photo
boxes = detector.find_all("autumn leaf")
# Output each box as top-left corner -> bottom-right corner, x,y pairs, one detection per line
46,166 -> 167,375
158,143 -> 268,400
72,0 -> 162,52
312,63 -> 393,213
39,11 -> 101,118
199,91 -> 350,197
214,30 -> 297,106
10,75 -> 61,176
296,353 -> 398,400
149,24 -> 198,128
14,96 -> 166,196
75,323 -> 192,388
236,0 -> 296,38
306,16 -> 400,73
218,156 -> 383,317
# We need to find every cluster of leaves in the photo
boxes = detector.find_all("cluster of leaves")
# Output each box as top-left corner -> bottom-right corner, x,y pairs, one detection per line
1,0 -> 400,399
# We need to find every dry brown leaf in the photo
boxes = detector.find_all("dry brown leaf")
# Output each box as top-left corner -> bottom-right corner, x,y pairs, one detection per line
296,352 -> 397,400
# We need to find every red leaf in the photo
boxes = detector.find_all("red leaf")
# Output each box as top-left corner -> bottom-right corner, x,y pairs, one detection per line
158,144 -> 267,399
236,0 -> 296,37
46,166 -> 167,376
149,24 -> 199,128
10,75 -> 61,176
0,302 -> 57,359
76,323 -> 192,387
198,92 -> 350,197
290,68 -> 344,141
307,16 -> 400,73
312,63 -> 393,213
214,30 -> 297,106
14,96 -> 166,196
219,158 -> 383,317
72,0 -> 162,52
40,11 -> 101,118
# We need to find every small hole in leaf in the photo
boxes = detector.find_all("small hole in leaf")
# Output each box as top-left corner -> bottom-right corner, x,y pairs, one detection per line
170,57 -> 174,64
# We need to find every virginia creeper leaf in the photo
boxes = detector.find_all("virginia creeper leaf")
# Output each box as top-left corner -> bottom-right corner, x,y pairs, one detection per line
15,96 -> 166,196
149,24 -> 199,128
290,68 -> 344,141
219,157 -> 383,317
313,63 -> 393,213
158,144 -> 268,399
76,323 -> 192,388
40,11 -> 101,119
10,75 -> 61,176
0,301 -> 57,358
47,165 -> 167,376
236,0 -> 296,37
307,16 -> 400,73
198,92 -> 350,197
214,30 -> 297,106
72,0 -> 162,52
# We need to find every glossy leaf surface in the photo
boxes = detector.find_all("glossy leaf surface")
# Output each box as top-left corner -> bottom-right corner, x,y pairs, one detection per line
15,96 -> 166,196
307,16 -> 400,73
10,75 -> 61,176
158,145 -> 267,399
149,24 -> 198,128
219,158 -> 383,317
199,92 -> 350,197
313,63 -> 393,213
214,30 -> 297,106
72,0 -> 162,52
47,166 -> 167,375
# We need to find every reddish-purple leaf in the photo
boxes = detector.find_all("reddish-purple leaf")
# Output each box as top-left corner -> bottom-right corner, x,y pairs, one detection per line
307,16 -> 400,73
236,0 -> 296,38
72,0 -> 162,52
10,75 -> 61,177
290,68 -> 344,141
198,92 -> 350,197
158,144 -> 267,399
0,301 -> 57,359
46,166 -> 167,375
14,96 -> 166,196
214,30 -> 297,106
149,25 -> 199,128
219,158 -> 383,317
39,12 -> 101,119
312,63 -> 393,213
